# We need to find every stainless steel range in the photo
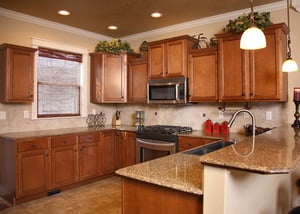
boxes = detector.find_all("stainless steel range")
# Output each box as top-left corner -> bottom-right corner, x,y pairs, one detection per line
136,125 -> 193,163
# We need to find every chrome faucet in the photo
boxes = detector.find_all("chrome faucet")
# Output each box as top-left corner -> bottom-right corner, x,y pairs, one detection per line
228,109 -> 256,138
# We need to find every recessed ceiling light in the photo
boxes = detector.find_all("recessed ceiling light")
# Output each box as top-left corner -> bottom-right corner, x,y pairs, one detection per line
58,10 -> 70,16
151,12 -> 162,18
108,26 -> 118,30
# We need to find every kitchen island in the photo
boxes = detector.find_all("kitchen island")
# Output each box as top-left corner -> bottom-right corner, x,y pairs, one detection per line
116,125 -> 300,214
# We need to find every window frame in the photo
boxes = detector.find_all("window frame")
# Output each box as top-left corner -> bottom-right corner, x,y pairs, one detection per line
31,38 -> 88,119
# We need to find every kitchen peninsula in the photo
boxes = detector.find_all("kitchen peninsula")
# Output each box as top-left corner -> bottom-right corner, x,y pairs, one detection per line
116,125 -> 300,214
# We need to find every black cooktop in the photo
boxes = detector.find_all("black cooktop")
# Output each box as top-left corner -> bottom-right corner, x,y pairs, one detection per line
136,125 -> 193,142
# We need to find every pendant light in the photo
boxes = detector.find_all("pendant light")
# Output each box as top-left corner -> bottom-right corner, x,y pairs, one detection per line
282,0 -> 298,72
240,0 -> 266,50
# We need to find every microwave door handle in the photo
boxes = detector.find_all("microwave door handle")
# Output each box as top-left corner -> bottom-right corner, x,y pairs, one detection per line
175,84 -> 180,101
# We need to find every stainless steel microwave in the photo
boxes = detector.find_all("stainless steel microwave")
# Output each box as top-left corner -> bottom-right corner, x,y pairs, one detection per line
147,77 -> 188,104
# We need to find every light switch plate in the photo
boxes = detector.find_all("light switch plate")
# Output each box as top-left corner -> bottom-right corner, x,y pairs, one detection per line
0,111 -> 6,120
266,111 -> 272,120
24,111 -> 30,119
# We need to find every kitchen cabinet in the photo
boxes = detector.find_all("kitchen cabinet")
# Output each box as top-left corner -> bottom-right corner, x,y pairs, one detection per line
16,137 -> 49,199
178,136 -> 216,152
115,131 -> 136,169
216,23 -> 288,102
122,177 -> 203,214
0,43 -> 37,103
148,35 -> 196,79
90,52 -> 127,103
127,57 -> 148,103
50,135 -> 78,188
188,48 -> 218,102
78,132 -> 100,181
99,130 -> 115,175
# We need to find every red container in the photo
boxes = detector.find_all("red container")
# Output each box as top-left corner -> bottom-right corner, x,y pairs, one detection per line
221,121 -> 229,135
204,119 -> 213,134
213,122 -> 221,134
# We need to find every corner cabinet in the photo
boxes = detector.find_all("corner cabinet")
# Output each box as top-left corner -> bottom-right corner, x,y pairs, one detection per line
127,57 -> 148,103
188,48 -> 218,102
148,35 -> 196,79
0,43 -> 37,103
216,23 -> 288,102
90,52 -> 127,103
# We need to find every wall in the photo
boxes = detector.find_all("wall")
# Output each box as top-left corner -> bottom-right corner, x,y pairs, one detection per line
0,5 -> 299,134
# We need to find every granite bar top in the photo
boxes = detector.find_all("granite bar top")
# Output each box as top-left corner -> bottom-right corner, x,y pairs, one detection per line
116,153 -> 204,195
116,125 -> 300,195
0,125 -> 137,140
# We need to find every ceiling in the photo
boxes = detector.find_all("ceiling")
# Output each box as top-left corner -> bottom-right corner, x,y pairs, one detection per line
0,0 -> 282,38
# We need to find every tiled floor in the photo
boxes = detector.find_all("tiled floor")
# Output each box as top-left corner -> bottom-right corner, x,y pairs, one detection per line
0,176 -> 121,214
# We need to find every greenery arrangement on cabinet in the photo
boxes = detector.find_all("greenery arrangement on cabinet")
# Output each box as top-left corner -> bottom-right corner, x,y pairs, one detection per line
223,12 -> 272,33
95,39 -> 134,55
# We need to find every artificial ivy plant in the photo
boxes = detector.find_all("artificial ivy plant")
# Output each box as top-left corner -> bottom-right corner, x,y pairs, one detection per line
95,39 -> 134,55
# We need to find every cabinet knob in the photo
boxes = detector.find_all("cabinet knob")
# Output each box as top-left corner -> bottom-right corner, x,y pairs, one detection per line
160,72 -> 163,75
31,144 -> 36,148
45,153 -> 48,157
64,141 -> 67,144
242,93 -> 245,96
250,93 -> 253,96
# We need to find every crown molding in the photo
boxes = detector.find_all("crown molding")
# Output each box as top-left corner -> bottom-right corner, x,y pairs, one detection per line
0,7 -> 111,41
122,1 -> 288,41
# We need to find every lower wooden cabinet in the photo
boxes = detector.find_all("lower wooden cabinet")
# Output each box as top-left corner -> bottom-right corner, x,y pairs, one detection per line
50,135 -> 78,188
122,178 -> 203,214
1,129 -> 136,204
16,138 -> 49,199
99,130 -> 115,175
78,132 -> 100,181
115,131 -> 136,169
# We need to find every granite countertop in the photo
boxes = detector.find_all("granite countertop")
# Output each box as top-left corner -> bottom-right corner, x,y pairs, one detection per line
116,125 -> 300,196
116,152 -> 204,195
0,125 -> 137,140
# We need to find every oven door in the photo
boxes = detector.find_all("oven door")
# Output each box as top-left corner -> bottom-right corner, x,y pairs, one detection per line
136,138 -> 176,163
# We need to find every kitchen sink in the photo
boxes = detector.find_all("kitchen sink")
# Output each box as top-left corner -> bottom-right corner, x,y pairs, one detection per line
183,141 -> 234,156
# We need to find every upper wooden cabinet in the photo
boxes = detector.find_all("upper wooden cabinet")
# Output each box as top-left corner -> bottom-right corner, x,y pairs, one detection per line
216,23 -> 288,102
90,52 -> 127,103
0,44 -> 37,103
127,57 -> 148,103
188,48 -> 218,102
147,35 -> 196,79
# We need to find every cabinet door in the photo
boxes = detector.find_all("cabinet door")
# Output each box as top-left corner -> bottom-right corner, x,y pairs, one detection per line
166,39 -> 188,77
103,53 -> 127,102
188,48 -> 218,102
148,43 -> 165,78
128,58 -> 148,103
16,149 -> 49,198
126,132 -> 136,166
78,142 -> 99,181
218,35 -> 249,101
90,52 -> 103,103
99,131 -> 115,175
114,131 -> 126,169
51,135 -> 78,188
0,44 -> 36,103
250,27 -> 287,101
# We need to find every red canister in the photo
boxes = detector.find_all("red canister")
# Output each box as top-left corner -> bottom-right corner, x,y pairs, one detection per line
213,122 -> 221,134
221,121 -> 229,135
204,119 -> 213,134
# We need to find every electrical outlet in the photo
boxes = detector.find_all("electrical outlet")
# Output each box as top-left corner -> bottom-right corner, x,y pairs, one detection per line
219,111 -> 224,119
24,110 -> 30,119
0,111 -> 6,120
92,109 -> 96,114
266,111 -> 272,120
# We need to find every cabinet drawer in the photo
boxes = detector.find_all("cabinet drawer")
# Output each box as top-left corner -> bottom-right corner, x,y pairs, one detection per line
178,137 -> 216,149
51,135 -> 76,147
18,138 -> 48,152
79,133 -> 99,143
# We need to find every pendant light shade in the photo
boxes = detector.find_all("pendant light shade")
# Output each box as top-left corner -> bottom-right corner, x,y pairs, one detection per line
240,0 -> 266,50
240,26 -> 266,49
282,0 -> 298,72
282,58 -> 298,72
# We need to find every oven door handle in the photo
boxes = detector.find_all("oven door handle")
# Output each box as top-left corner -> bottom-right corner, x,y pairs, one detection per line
136,138 -> 175,147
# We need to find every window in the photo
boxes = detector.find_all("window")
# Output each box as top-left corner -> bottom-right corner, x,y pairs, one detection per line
32,38 -> 88,119
37,48 -> 82,118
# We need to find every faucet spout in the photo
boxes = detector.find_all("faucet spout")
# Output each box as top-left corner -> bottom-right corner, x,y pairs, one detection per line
228,109 -> 256,137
